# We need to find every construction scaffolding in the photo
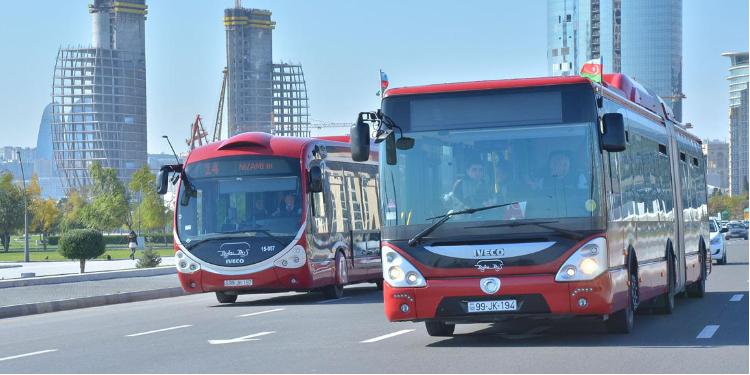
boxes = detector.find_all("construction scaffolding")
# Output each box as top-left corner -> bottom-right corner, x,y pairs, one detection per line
51,47 -> 147,189
272,63 -> 310,137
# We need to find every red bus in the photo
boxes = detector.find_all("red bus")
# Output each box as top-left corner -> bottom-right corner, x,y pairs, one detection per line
350,74 -> 709,335
157,132 -> 382,303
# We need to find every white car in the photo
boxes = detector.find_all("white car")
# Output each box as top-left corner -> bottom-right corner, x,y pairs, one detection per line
709,219 -> 727,265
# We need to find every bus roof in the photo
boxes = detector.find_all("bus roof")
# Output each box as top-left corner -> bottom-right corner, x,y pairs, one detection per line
383,74 -> 700,143
185,132 -> 350,164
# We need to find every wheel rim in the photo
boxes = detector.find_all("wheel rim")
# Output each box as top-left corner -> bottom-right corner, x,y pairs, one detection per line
630,273 -> 639,310
338,254 -> 348,284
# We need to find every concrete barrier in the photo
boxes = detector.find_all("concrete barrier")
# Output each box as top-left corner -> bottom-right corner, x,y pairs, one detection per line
0,287 -> 186,319
0,266 -> 176,289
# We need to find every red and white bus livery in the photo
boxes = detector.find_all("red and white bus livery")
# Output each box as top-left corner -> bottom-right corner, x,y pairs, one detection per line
158,132 -> 381,303
350,74 -> 709,335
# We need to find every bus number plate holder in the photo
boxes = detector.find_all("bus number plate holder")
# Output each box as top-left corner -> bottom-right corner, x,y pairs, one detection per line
467,299 -> 517,313
224,279 -> 253,287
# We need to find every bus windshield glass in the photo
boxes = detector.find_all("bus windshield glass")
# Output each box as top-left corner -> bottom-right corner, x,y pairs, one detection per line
176,156 -> 303,247
380,84 -> 602,233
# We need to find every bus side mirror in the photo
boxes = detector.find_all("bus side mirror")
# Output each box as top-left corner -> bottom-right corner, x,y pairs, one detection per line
601,113 -> 626,152
156,166 -> 170,195
350,115 -> 371,162
308,166 -> 323,193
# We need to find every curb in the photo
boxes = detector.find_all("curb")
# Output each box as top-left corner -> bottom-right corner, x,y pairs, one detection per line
0,267 -> 176,289
0,287 -> 186,319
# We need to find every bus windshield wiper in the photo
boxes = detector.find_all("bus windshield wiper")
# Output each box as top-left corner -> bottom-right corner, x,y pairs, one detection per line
464,220 -> 583,240
407,202 -> 519,247
220,229 -> 287,247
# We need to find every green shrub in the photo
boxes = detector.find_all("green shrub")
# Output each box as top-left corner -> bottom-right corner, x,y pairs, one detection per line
58,229 -> 106,273
136,249 -> 162,268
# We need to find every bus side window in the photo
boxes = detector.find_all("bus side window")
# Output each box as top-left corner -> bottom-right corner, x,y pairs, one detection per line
362,169 -> 381,230
327,167 -> 348,233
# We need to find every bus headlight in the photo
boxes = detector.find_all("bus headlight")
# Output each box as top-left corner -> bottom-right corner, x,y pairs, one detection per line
175,250 -> 200,274
274,245 -> 306,269
382,246 -> 426,288
555,237 -> 607,282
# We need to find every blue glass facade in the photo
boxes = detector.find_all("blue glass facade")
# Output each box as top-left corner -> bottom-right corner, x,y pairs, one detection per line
620,0 -> 682,121
547,0 -> 682,121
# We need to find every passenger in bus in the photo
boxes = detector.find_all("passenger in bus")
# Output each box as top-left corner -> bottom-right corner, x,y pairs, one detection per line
252,198 -> 269,219
274,192 -> 300,217
445,161 -> 495,209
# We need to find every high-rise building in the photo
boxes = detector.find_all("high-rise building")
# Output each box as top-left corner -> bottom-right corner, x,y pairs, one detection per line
547,0 -> 683,120
51,0 -> 148,189
225,6 -> 274,135
702,139 -> 729,192
34,104 -> 66,199
724,52 -> 749,196
224,4 -> 310,137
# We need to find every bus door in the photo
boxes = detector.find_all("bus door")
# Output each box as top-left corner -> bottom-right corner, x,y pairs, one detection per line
665,122 -> 687,290
346,173 -> 381,274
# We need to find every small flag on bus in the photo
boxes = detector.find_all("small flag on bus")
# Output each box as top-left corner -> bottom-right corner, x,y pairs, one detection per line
580,57 -> 603,83
380,70 -> 389,91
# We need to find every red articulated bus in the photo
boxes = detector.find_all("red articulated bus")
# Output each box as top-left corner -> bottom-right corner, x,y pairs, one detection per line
157,132 -> 382,303
349,74 -> 709,335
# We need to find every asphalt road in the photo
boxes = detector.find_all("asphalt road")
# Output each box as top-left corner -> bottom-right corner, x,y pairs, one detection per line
1,241 -> 747,373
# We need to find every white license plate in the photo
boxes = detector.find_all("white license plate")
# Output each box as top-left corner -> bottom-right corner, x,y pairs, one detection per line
224,279 -> 253,287
467,299 -> 517,313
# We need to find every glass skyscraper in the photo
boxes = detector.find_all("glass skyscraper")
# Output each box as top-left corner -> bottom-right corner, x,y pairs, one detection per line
547,0 -> 682,120
723,52 -> 749,195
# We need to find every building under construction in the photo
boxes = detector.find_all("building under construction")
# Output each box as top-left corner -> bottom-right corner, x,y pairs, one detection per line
225,3 -> 309,137
51,0 -> 147,189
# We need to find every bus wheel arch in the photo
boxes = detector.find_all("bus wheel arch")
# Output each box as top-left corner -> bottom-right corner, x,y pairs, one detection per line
657,241 -> 676,314
607,248 -> 637,333
322,250 -> 347,299
686,240 -> 707,298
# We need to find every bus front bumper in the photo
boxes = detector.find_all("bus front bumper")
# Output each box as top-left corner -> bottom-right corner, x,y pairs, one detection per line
177,266 -> 314,294
383,269 -> 629,323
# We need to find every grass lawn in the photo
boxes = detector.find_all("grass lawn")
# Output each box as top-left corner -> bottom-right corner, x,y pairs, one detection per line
0,248 -> 175,262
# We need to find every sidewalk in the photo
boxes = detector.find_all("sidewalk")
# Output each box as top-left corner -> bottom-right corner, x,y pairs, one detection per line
0,274 -> 185,319
0,257 -> 176,280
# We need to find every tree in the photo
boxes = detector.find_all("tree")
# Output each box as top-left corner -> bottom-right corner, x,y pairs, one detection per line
58,229 -> 105,273
59,189 -> 88,231
709,193 -> 749,220
129,165 -> 167,234
0,173 -> 24,252
31,198 -> 61,251
83,162 -> 132,231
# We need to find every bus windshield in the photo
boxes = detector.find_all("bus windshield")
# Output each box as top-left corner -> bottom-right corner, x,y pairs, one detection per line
176,155 -> 303,248
380,84 -> 603,236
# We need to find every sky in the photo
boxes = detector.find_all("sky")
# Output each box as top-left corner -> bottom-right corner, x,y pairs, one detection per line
0,0 -> 747,154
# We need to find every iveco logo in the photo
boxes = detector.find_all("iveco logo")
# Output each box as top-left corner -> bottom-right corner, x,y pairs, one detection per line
475,248 -> 505,258
480,277 -> 501,295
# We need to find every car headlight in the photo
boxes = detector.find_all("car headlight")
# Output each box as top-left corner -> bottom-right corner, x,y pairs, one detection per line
382,245 -> 426,288
175,250 -> 201,274
555,237 -> 608,282
274,245 -> 306,269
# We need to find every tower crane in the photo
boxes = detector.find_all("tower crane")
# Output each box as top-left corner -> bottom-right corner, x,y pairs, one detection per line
186,114 -> 209,150
213,67 -> 229,142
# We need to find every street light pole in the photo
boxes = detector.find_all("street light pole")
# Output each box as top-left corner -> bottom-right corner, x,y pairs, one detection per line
16,151 -> 29,263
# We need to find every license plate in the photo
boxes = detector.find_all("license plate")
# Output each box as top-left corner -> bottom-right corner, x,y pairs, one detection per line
467,299 -> 517,313
224,279 -> 253,287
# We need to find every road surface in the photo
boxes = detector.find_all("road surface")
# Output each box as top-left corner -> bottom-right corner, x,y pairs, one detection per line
1,240 -> 747,373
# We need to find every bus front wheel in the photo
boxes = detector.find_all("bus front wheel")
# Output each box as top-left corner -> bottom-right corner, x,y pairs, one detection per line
607,269 -> 637,334
323,252 -> 347,299
425,320 -> 455,337
216,291 -> 237,304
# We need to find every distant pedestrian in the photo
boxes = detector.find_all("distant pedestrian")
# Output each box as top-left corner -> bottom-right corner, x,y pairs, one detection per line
128,230 -> 138,260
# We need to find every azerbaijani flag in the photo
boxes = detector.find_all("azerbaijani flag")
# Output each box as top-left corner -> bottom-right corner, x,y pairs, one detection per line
580,57 -> 603,83
380,70 -> 389,91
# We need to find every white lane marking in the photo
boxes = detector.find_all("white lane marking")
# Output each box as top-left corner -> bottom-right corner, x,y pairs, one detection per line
696,325 -> 720,339
126,325 -> 192,337
361,329 -> 415,343
0,349 -> 58,362
730,294 -> 744,302
317,297 -> 352,304
237,308 -> 285,317
208,331 -> 275,345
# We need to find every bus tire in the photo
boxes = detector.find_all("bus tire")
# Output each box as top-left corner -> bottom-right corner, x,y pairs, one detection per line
657,249 -> 675,314
425,320 -> 455,337
607,263 -> 637,334
718,251 -> 727,265
323,251 -> 347,299
216,291 -> 237,304
686,249 -> 706,298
